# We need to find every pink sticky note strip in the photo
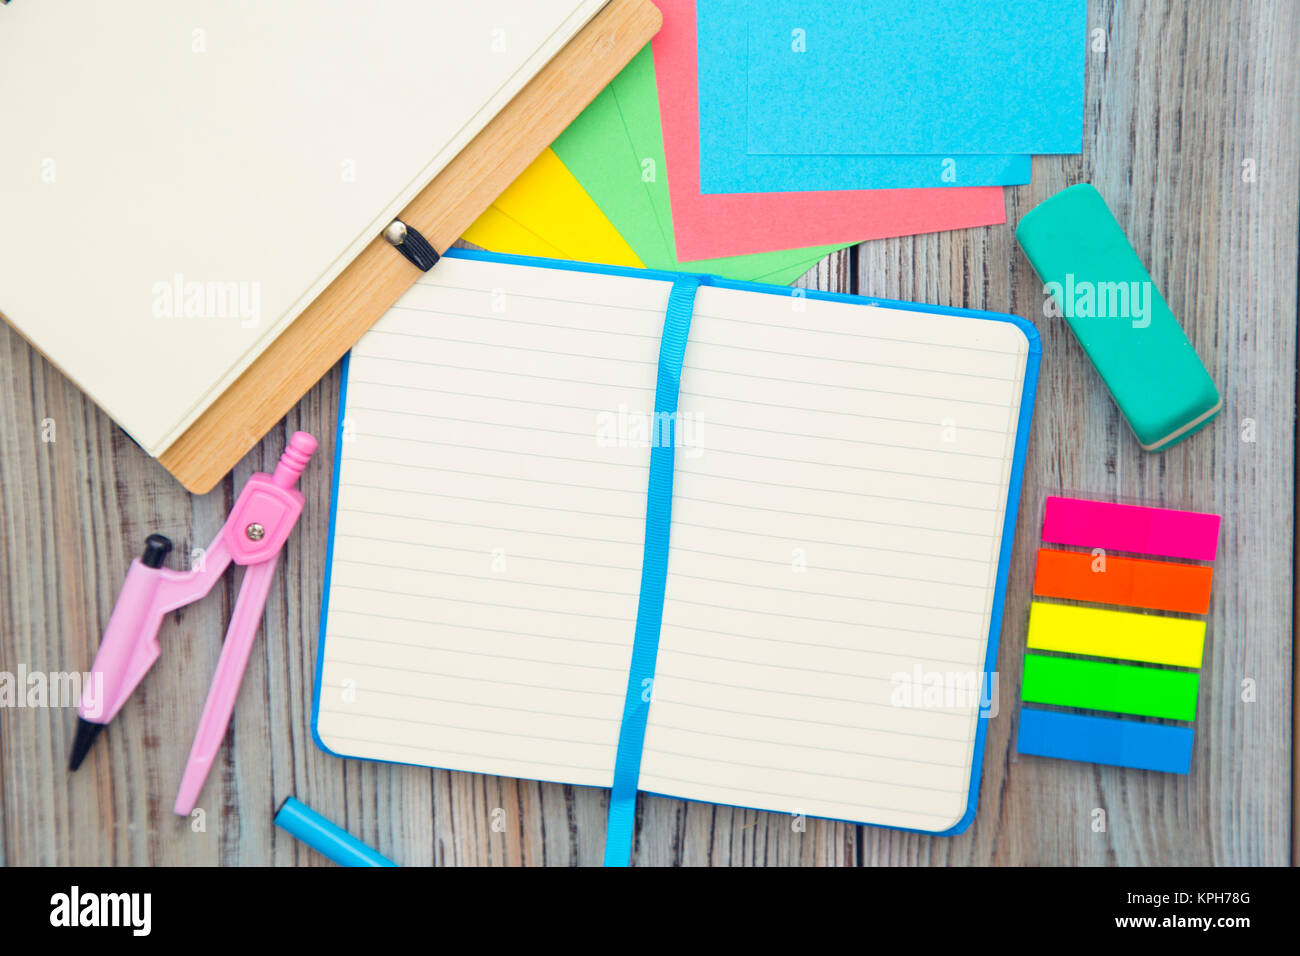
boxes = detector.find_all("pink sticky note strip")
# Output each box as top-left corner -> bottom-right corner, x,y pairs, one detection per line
1042,496 -> 1222,562
654,0 -> 1009,263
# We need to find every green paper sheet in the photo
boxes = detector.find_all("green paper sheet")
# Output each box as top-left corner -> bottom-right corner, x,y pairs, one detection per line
551,46 -> 849,286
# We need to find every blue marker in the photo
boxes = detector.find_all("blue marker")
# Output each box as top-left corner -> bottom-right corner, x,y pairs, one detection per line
274,797 -> 398,867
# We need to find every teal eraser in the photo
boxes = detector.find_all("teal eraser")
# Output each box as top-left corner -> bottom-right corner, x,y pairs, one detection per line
1015,184 -> 1220,451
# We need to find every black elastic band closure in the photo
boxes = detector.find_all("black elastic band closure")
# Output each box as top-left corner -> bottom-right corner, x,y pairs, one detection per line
383,219 -> 440,272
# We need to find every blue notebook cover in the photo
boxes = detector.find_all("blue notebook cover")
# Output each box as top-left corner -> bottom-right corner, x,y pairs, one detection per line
312,248 -> 1041,841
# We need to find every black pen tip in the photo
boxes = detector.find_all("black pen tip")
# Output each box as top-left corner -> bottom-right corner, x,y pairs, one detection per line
68,719 -> 105,771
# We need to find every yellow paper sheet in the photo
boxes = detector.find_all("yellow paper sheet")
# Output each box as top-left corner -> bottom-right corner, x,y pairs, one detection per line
462,148 -> 643,268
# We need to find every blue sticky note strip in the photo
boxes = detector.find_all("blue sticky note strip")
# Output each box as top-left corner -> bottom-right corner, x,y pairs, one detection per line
1017,708 -> 1194,774
696,0 -> 1032,193
743,1 -> 1087,157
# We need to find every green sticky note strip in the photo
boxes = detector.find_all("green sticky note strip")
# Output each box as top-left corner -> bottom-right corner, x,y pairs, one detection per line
1021,654 -> 1199,721
1014,184 -> 1220,451
551,45 -> 848,284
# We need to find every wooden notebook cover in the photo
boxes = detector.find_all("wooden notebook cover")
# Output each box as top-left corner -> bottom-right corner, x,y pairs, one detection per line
159,0 -> 662,494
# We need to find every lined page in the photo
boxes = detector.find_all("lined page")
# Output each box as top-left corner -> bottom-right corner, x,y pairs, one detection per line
639,286 -> 1029,831
316,257 -> 672,787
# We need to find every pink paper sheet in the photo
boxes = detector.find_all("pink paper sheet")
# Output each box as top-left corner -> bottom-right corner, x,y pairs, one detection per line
655,0 -> 1009,262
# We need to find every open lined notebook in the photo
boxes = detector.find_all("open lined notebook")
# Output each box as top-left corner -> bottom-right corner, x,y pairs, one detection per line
314,250 -> 1040,837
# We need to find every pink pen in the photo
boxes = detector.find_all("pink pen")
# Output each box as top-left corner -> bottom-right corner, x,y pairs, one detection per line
70,432 -> 317,816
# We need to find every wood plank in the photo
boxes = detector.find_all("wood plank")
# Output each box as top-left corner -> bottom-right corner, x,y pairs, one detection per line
157,0 -> 663,495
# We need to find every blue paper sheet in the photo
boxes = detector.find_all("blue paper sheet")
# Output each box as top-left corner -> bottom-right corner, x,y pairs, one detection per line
743,0 -> 1087,156
697,0 -> 1031,194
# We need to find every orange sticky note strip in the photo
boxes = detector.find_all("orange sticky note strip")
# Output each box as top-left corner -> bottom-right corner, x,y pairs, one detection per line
1033,548 -> 1212,614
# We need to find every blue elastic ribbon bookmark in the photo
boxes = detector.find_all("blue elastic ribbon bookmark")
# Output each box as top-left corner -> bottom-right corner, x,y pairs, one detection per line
603,276 -> 703,867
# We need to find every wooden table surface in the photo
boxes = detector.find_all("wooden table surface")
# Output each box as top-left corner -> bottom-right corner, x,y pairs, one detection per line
1,0 -> 1296,866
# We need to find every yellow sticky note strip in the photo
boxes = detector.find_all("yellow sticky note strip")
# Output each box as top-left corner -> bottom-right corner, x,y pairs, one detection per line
463,148 -> 644,268
1026,601 -> 1206,669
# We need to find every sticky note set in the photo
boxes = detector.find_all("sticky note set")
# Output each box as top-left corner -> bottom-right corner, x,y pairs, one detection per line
741,0 -> 1087,156
1016,497 -> 1221,775
695,0 -> 1032,192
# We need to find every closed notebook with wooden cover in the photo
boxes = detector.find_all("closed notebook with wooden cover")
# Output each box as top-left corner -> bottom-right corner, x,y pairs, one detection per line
0,0 -> 606,458
313,250 -> 1040,834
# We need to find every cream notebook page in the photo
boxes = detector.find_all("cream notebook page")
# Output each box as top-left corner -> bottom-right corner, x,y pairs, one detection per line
316,255 -> 1029,832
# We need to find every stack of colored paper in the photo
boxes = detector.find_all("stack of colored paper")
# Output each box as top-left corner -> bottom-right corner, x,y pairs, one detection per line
464,0 -> 1085,283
